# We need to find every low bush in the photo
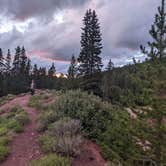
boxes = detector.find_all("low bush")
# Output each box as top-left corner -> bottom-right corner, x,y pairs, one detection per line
40,118 -> 83,157
5,106 -> 29,133
15,112 -> 29,126
10,105 -> 21,112
6,119 -> 23,133
37,110 -> 59,132
99,110 -> 142,162
6,119 -> 20,129
12,123 -> 23,133
0,137 -> 11,146
51,90 -> 113,139
39,135 -> 56,153
0,94 -> 15,106
0,146 -> 9,162
28,95 -> 43,108
29,94 -> 51,109
0,127 -> 7,136
52,135 -> 82,157
49,118 -> 81,137
30,154 -> 70,166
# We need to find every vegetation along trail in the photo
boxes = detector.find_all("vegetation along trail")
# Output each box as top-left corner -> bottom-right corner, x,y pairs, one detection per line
0,94 -> 43,166
0,93 -> 107,166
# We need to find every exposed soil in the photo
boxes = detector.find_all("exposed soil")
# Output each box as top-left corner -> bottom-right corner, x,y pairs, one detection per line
0,94 -> 43,166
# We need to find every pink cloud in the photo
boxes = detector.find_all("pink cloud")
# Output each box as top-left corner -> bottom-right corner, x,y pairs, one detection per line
28,50 -> 70,63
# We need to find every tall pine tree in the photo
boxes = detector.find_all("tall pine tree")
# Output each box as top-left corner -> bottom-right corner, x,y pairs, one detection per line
48,63 -> 56,77
20,46 -> 28,75
106,58 -> 114,71
40,67 -> 46,76
33,64 -> 39,78
5,49 -> 11,75
68,55 -> 77,79
140,0 -> 166,60
25,59 -> 31,76
78,9 -> 103,76
0,48 -> 4,74
12,46 -> 21,75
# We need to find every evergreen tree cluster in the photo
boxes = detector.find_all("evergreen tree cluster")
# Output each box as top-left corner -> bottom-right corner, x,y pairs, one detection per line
0,46 -> 57,78
0,46 -> 31,76
0,46 -> 61,96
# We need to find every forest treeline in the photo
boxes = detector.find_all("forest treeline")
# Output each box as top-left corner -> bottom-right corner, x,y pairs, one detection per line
0,46 -> 68,96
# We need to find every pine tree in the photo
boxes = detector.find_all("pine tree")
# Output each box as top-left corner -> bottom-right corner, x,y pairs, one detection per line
140,0 -> 166,60
12,46 -> 21,75
38,67 -> 46,76
68,55 -> 77,79
48,63 -> 56,77
0,48 -> 4,74
78,9 -> 103,76
106,58 -> 114,71
132,57 -> 137,65
20,46 -> 28,75
33,64 -> 39,77
5,49 -> 11,75
25,59 -> 31,76
40,67 -> 46,76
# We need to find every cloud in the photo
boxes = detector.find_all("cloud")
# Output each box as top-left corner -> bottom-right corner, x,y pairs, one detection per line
0,0 -> 90,21
0,0 -> 162,72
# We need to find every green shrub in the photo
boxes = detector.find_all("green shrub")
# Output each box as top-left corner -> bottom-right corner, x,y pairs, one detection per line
100,142 -> 124,163
52,135 -> 82,157
6,106 -> 25,119
99,110 -> 141,162
120,89 -> 135,106
7,119 -> 24,133
30,154 -> 70,166
0,94 -> 15,106
29,95 -> 44,108
12,123 -> 23,133
45,118 -> 83,157
39,135 -> 55,153
10,105 -> 21,112
6,119 -> 20,129
15,112 -> 29,126
5,106 -> 28,133
0,145 -> 9,162
37,111 -> 59,132
0,137 -> 11,146
0,127 -> 7,136
109,86 -> 122,104
38,116 -> 83,157
49,118 -> 81,137
51,90 -> 113,139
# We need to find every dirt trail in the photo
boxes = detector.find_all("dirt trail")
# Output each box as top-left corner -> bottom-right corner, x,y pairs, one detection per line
0,94 -> 43,166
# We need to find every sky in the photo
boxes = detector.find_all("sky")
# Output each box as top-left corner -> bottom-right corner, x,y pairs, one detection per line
0,0 -> 161,73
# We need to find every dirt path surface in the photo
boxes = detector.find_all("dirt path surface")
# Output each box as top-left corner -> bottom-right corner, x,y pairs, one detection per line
0,94 -> 43,166
72,140 -> 107,166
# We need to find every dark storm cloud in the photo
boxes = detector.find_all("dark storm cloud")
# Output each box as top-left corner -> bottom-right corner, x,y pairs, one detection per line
0,0 -> 163,72
0,0 -> 89,21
